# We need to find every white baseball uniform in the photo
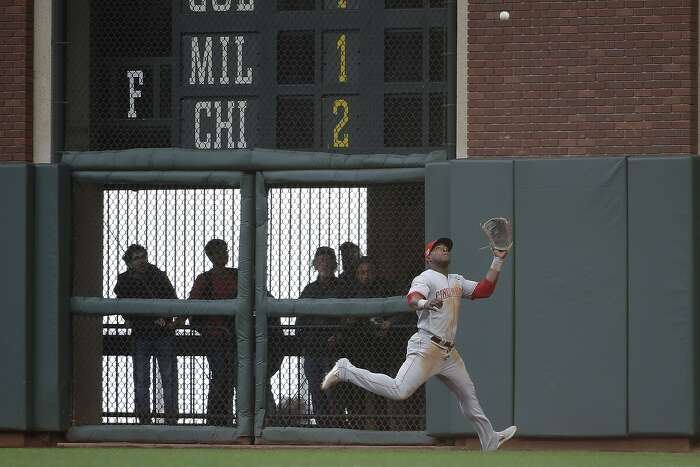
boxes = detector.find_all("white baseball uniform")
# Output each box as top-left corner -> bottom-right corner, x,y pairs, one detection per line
333,268 -> 501,451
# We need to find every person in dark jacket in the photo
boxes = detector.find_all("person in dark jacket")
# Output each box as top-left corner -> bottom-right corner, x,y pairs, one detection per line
336,257 -> 387,428
337,241 -> 361,297
296,246 -> 340,426
114,244 -> 178,424
188,239 -> 238,426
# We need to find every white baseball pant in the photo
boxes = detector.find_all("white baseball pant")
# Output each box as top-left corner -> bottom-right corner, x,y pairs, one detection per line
335,330 -> 500,451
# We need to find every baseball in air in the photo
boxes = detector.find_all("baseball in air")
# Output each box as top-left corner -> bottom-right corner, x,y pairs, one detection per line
499,10 -> 510,21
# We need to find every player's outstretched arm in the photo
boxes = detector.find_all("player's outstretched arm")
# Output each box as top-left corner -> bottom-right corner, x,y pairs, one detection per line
470,249 -> 509,300
485,248 -> 508,284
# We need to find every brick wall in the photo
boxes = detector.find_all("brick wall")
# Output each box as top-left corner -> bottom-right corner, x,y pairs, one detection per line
0,1 -> 33,162
467,0 -> 698,157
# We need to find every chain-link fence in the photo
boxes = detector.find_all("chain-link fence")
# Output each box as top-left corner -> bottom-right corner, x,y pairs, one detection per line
73,314 -> 238,426
72,182 -> 243,426
72,183 -> 241,299
263,182 -> 426,430
266,317 -> 423,430
67,1 -> 447,153
266,184 -> 424,299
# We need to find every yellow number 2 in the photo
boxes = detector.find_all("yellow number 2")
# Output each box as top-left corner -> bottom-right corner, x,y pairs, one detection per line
333,99 -> 349,148
338,0 -> 347,8
336,34 -> 347,83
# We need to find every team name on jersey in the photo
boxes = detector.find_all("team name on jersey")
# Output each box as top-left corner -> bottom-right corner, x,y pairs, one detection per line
436,285 -> 462,301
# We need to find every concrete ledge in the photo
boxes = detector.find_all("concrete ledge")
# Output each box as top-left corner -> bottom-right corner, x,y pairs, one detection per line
0,432 -> 26,447
259,428 -> 436,445
454,436 -> 694,453
0,431 -> 65,447
66,425 -> 244,444
58,442 -> 452,449
43,435 -> 700,452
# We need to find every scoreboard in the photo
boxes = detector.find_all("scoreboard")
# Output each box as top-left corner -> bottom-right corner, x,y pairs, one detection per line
69,0 -> 449,154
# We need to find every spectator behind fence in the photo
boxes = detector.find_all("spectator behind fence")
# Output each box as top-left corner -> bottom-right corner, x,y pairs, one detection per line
354,256 -> 409,348
352,257 -> 386,299
355,256 -> 408,429
296,246 -> 340,427
114,244 -> 179,425
188,239 -> 237,426
336,256 -> 385,428
338,241 -> 361,297
340,257 -> 384,369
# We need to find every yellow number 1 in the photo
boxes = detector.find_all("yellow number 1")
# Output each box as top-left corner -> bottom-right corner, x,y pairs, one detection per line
333,99 -> 349,148
336,34 -> 347,83
338,0 -> 347,8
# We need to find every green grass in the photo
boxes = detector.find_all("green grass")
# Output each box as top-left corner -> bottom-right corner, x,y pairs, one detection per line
2,448 -> 700,467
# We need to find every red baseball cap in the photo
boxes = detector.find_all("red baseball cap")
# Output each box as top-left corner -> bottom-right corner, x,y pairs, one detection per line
424,238 -> 453,258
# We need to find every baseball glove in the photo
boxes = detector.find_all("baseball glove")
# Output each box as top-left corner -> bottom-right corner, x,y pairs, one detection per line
481,217 -> 513,252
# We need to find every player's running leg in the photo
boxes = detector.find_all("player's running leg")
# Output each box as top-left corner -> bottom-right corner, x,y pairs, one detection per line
322,333 -> 439,401
437,350 -> 515,451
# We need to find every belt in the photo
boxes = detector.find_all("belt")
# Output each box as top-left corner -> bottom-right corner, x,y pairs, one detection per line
430,335 -> 454,349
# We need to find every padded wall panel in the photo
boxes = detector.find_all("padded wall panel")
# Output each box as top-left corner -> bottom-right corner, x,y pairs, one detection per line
513,158 -> 627,436
32,164 -> 71,431
628,156 -> 696,435
0,164 -> 33,430
425,160 -> 514,436
424,162 -> 452,435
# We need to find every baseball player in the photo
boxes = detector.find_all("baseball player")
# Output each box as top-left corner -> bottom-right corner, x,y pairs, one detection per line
321,237 -> 516,451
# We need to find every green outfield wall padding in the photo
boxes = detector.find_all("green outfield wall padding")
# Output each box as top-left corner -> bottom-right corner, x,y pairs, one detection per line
73,171 -> 242,186
70,297 -> 243,316
254,173 -> 268,434
424,160 -> 514,437
425,162 -> 451,237
66,425 -> 244,443
62,148 -> 445,171
260,297 -> 412,317
0,164 -> 33,430
238,174 -> 255,312
513,158 -> 627,436
255,172 -> 268,306
32,164 -> 71,431
260,428 -> 435,445
235,173 -> 255,436
424,162 -> 452,436
261,168 -> 424,186
628,156 -> 697,435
